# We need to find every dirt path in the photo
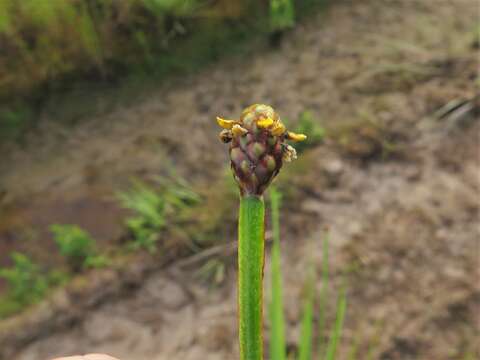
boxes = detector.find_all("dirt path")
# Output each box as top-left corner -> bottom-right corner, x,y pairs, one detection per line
13,112 -> 479,360
1,0 -> 479,359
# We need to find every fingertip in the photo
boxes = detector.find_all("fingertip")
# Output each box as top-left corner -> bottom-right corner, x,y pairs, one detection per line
84,354 -> 120,360
50,355 -> 119,360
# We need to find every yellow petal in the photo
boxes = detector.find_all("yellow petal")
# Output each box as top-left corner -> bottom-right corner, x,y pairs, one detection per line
287,131 -> 307,142
232,124 -> 248,136
216,117 -> 238,129
256,117 -> 274,128
271,122 -> 286,136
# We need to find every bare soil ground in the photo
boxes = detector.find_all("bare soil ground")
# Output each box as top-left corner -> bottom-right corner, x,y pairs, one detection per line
0,0 -> 479,359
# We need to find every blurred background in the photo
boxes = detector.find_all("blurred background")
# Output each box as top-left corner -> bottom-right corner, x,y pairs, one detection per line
0,0 -> 478,359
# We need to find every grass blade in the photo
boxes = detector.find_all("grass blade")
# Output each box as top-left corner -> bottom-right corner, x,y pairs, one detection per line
366,319 -> 384,360
297,263 -> 315,360
269,187 -> 287,360
270,0 -> 296,31
346,333 -> 361,360
318,231 -> 329,359
324,287 -> 347,360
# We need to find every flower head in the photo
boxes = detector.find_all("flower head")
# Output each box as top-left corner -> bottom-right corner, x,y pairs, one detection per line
217,104 -> 306,196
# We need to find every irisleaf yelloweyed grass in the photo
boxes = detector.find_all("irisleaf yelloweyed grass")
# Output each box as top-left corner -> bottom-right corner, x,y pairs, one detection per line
216,104 -> 306,360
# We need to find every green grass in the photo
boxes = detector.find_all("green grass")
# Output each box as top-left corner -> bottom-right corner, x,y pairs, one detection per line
0,0 -> 259,141
293,111 -> 326,154
0,252 -> 68,319
0,175 -> 199,320
317,232 -> 330,358
270,0 -> 296,31
0,0 -> 332,143
0,253 -> 48,306
51,224 -> 108,271
118,178 -> 200,253
268,189 -> 348,360
298,261 -> 316,360
118,181 -> 168,253
269,188 -> 286,360
324,287 -> 347,360
0,225 -> 108,318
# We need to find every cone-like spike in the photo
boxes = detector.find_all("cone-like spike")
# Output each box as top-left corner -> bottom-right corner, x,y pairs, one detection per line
286,131 -> 307,142
216,104 -> 305,196
217,117 -> 239,129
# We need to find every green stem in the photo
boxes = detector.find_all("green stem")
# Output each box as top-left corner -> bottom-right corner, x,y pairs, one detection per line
238,195 -> 265,360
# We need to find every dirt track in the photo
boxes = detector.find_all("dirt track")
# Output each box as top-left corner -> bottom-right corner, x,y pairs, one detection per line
1,0 -> 479,359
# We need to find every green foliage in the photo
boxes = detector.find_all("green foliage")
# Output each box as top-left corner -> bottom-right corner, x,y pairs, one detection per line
83,255 -> 109,269
51,224 -> 107,271
0,0 -> 332,142
298,263 -> 315,360
157,175 -> 201,211
462,351 -> 476,360
365,319 -> 384,360
324,288 -> 347,360
0,0 -> 258,104
118,178 -> 200,253
269,188 -> 286,360
0,297 -> 23,319
346,335 -> 361,360
118,181 -> 166,253
294,111 -> 326,153
0,105 -> 33,141
270,0 -> 296,31
142,0 -> 199,16
181,167 -> 238,247
317,232 -> 330,357
0,253 -> 69,319
196,258 -> 226,285
0,253 -> 48,306
268,190 -> 348,360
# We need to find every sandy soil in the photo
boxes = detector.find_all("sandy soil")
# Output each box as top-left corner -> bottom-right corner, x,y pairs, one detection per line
0,0 -> 478,359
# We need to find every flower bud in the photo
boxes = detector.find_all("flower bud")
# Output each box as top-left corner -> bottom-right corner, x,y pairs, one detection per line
217,104 -> 306,196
